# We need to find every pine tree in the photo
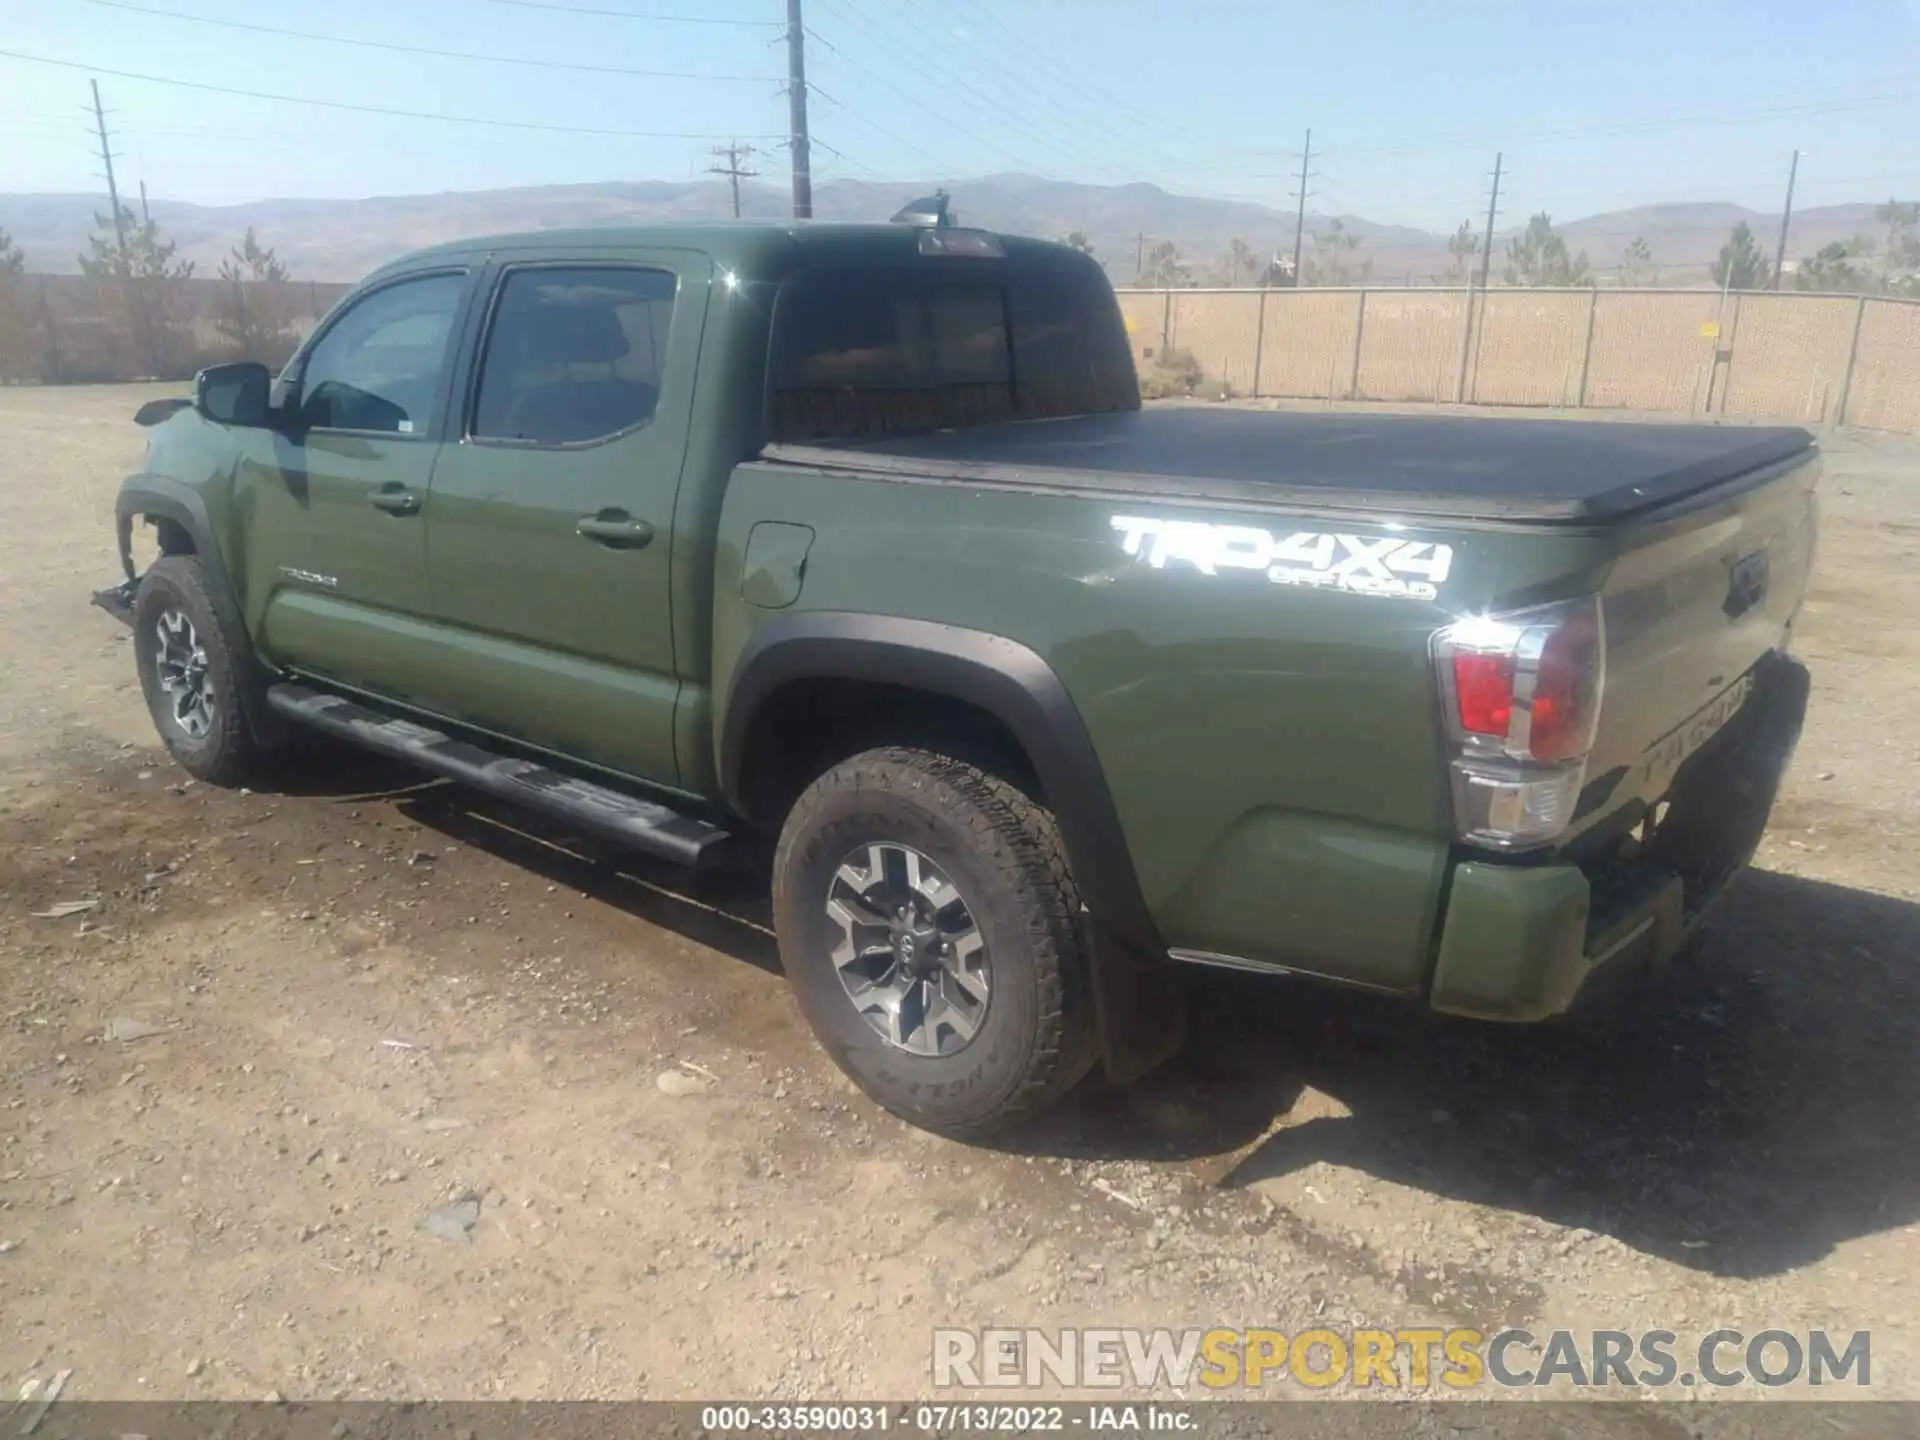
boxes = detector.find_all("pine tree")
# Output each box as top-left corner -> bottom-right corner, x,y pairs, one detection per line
1503,213 -> 1591,287
216,228 -> 297,359
78,203 -> 196,376
1711,222 -> 1772,290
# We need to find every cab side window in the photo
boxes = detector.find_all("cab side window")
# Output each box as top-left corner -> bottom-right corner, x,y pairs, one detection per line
296,272 -> 466,435
471,267 -> 677,446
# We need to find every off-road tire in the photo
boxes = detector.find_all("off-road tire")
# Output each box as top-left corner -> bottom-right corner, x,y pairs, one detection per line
132,554 -> 265,787
773,746 -> 1098,1137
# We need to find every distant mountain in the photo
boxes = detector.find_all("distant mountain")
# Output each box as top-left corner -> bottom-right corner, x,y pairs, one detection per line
1554,202 -> 1885,281
0,174 -> 1896,286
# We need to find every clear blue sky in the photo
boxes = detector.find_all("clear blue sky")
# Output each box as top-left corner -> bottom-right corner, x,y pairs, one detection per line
3,0 -> 1917,229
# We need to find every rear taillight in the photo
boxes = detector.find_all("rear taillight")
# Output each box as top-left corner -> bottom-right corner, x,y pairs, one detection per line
1432,597 -> 1607,850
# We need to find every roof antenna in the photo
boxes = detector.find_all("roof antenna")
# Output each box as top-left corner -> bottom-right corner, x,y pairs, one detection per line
889,189 -> 951,227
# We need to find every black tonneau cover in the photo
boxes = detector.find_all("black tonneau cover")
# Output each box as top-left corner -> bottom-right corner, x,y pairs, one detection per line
764,408 -> 1816,522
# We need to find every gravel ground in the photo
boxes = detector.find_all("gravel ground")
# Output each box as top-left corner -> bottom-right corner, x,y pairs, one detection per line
1,385 -> 1915,1417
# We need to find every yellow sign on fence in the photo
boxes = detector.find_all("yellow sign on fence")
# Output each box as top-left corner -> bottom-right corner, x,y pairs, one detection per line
1700,320 -> 1721,339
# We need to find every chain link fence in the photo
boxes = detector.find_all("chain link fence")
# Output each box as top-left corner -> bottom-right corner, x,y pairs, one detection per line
1116,286 -> 1920,434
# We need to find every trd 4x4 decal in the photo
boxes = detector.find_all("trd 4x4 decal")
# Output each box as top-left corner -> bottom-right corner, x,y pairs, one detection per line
1109,516 -> 1453,603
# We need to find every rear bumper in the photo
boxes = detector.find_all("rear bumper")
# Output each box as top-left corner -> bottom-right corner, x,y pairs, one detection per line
1427,858 -> 1686,1020
1428,651 -> 1810,1021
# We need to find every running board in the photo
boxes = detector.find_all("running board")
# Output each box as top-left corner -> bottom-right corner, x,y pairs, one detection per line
265,683 -> 731,869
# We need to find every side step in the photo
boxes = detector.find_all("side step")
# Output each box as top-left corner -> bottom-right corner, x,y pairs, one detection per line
265,682 -> 732,869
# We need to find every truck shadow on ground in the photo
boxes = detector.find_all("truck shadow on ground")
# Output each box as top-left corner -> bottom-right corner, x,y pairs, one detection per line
269,751 -> 1913,1281
268,746 -> 784,973
1029,869 -> 1920,1280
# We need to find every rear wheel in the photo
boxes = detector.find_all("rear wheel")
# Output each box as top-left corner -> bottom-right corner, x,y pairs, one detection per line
132,555 -> 265,787
773,746 -> 1097,1137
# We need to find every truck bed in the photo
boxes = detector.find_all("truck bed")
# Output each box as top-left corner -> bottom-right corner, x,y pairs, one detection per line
764,407 -> 1816,523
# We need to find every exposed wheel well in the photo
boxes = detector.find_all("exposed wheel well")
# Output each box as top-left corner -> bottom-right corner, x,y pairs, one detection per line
735,677 -> 1044,831
151,515 -> 196,556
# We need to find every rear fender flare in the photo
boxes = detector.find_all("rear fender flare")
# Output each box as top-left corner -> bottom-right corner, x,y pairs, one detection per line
719,612 -> 1185,1082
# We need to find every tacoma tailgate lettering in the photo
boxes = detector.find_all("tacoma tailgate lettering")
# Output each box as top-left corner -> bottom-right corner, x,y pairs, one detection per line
1111,515 -> 1453,601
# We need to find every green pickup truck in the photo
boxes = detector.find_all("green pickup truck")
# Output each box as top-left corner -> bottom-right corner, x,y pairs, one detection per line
95,205 -> 1816,1135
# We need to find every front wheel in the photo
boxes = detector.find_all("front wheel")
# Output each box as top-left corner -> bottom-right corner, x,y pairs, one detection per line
772,747 -> 1097,1137
132,555 -> 265,787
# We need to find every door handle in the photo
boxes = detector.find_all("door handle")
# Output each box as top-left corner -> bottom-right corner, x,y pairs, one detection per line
576,511 -> 655,548
369,486 -> 421,516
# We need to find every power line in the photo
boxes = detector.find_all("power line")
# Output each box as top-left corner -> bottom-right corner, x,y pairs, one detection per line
1301,171 -> 1919,217
4,103 -> 895,187
804,81 -> 967,177
933,0 -> 1231,162
1537,216 -> 1893,244
570,0 -> 1920,180
0,50 -> 785,140
1274,85 -> 1920,166
793,1 -> 1920,198
810,0 -> 1130,182
886,0 -> 1177,182
75,0 -> 782,83
481,0 -> 778,26
798,18 -> 1031,171
807,135 -> 885,181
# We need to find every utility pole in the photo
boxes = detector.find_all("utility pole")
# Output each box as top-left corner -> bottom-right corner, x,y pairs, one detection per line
1290,127 -> 1312,287
1476,151 -> 1502,293
1135,230 -> 1144,283
1455,151 -> 1502,403
785,0 -> 812,219
708,142 -> 759,219
1771,148 -> 1799,291
91,78 -> 157,375
90,80 -> 129,265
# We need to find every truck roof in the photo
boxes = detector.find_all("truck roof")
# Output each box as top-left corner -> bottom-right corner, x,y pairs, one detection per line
769,407 -> 1818,523
371,220 -> 1063,282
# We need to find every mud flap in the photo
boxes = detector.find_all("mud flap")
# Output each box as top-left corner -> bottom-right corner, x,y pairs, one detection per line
1088,921 -> 1189,1084
91,578 -> 138,626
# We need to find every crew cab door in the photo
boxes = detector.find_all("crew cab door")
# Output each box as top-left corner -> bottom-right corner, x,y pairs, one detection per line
420,253 -> 709,786
239,268 -> 472,704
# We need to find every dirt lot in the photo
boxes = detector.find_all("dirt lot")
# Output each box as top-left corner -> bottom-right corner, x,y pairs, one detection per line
2,384 -> 1917,1409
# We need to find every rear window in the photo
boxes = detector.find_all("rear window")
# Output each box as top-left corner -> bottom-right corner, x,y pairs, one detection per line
768,259 -> 1137,442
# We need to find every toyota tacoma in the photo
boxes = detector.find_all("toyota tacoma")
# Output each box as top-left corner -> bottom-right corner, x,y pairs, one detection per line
94,202 -> 1816,1135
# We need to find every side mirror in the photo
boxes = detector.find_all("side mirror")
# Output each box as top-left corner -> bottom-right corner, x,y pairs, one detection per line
194,362 -> 273,428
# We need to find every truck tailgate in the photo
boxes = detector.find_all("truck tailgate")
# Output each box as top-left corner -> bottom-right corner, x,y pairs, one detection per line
1574,447 -> 1819,844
